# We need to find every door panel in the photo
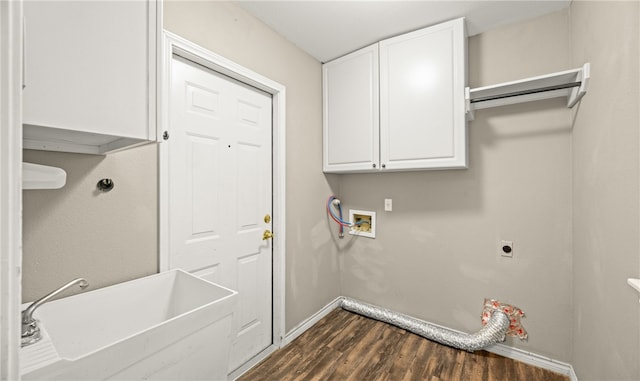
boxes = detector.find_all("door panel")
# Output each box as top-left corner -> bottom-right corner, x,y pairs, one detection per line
192,264 -> 220,284
190,135 -> 221,235
169,56 -> 272,373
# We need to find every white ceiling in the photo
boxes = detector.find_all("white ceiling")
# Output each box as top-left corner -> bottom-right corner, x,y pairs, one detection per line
235,0 -> 570,63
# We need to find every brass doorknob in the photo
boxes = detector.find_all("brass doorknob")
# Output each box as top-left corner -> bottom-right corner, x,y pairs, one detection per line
262,230 -> 274,240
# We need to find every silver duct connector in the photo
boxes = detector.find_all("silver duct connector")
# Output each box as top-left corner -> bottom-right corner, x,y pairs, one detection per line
340,297 -> 510,352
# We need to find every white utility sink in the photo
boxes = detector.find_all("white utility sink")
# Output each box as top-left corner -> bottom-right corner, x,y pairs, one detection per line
21,270 -> 237,380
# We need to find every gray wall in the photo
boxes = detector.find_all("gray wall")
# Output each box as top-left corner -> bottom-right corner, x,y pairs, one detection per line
337,10 -> 574,361
22,145 -> 158,302
571,1 -> 640,380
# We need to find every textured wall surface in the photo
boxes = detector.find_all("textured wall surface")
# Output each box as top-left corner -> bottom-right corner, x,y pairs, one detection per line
22,144 -> 158,302
337,10 -> 574,361
571,1 -> 640,380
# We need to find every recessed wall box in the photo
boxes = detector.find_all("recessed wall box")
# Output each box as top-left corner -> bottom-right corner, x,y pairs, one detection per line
349,209 -> 376,239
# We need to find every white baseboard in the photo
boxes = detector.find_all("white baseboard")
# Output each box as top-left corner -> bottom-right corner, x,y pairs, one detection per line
280,296 -> 578,380
281,296 -> 344,347
484,343 -> 577,380
229,344 -> 278,381
569,365 -> 578,381
232,297 -> 343,379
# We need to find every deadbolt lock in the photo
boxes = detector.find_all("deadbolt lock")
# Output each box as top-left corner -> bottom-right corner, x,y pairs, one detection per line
262,230 -> 274,240
264,214 -> 271,223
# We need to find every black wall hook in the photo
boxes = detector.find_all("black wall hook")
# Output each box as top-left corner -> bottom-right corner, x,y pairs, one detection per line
97,178 -> 114,192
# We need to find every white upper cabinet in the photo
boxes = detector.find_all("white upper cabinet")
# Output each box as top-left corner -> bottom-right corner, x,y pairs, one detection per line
323,18 -> 468,173
23,1 -> 159,155
380,18 -> 467,170
323,44 -> 379,172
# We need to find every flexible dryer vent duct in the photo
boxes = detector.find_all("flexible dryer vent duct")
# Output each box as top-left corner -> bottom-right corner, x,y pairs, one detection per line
340,297 -> 510,352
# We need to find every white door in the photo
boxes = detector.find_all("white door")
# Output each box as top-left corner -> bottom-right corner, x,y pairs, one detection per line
168,56 -> 273,372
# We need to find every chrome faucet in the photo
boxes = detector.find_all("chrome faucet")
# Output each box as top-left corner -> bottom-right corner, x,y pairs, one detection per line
21,278 -> 89,347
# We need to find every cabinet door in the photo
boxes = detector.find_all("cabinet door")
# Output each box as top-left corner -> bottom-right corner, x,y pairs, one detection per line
380,18 -> 467,170
23,1 -> 156,145
323,44 -> 379,173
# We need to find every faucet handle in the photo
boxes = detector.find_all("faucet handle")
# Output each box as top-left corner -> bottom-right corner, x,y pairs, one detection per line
21,278 -> 89,347
21,319 -> 41,347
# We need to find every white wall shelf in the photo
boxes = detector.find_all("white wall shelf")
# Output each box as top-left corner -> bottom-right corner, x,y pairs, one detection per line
22,162 -> 66,190
465,63 -> 590,120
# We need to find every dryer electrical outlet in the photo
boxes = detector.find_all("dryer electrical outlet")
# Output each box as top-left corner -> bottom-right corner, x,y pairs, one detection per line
349,209 -> 376,238
499,240 -> 514,258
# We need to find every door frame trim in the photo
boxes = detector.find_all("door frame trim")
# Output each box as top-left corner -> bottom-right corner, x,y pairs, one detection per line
158,31 -> 287,357
0,0 -> 23,378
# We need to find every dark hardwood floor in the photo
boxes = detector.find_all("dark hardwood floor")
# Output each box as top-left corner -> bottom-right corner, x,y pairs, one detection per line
239,308 -> 569,381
